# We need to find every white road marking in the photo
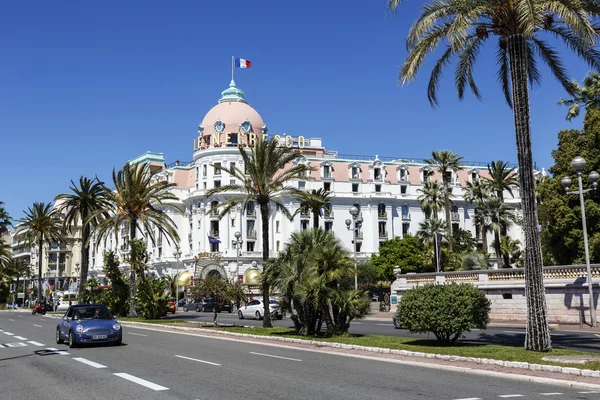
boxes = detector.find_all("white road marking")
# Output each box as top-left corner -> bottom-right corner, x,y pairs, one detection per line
498,396 -> 523,398
17,315 -> 22,318
453,398 -> 482,400
113,373 -> 169,391
73,357 -> 107,369
8,319 -> 14,322
376,323 -> 392,326
249,351 -> 302,362
46,347 -> 70,355
27,341 -> 44,347
175,354 -> 221,366
0,344 -> 4,349
503,331 -> 525,335
578,391 -> 600,394
128,332 -> 148,337
3,332 -> 14,336
540,393 -> 562,396
6,342 -> 27,348
33,324 -> 42,328
14,336 -> 27,340
352,322 -> 363,324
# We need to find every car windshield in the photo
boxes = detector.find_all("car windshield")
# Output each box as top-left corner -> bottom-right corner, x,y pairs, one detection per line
74,307 -> 112,320
269,300 -> 278,304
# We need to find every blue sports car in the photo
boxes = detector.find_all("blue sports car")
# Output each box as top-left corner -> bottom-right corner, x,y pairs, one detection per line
56,304 -> 123,348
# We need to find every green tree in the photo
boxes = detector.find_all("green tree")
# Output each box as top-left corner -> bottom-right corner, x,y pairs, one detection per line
500,236 -> 525,268
207,136 -> 311,328
385,0 -> 600,352
296,189 -> 332,229
417,180 -> 445,219
55,176 -> 109,288
3,258 -> 30,303
538,108 -> 600,265
370,235 -> 428,277
0,201 -> 11,236
135,277 -> 170,320
93,162 -> 182,317
463,180 -> 491,252
102,250 -> 128,317
0,241 -> 10,269
190,276 -> 241,326
15,202 -> 65,301
417,218 -> 448,272
559,72 -> 600,120
425,150 -> 463,247
478,198 -> 518,269
484,161 -> 519,201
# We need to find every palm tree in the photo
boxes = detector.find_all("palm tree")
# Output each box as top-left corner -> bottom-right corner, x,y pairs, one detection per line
296,189 -> 332,229
55,177 -> 110,288
0,241 -> 10,269
4,258 -> 30,301
485,161 -> 519,201
558,72 -> 600,120
93,162 -> 182,317
0,201 -> 11,236
464,179 -> 491,252
15,202 -> 65,301
386,0 -> 600,352
473,207 -> 489,256
478,198 -> 517,269
424,150 -> 463,249
417,180 -> 445,219
207,136 -> 311,328
417,218 -> 448,272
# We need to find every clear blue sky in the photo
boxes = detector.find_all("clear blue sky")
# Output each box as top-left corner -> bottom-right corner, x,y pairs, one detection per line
0,0 -> 592,221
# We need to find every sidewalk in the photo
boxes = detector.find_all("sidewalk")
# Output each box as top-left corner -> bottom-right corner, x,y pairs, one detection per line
363,309 -> 600,332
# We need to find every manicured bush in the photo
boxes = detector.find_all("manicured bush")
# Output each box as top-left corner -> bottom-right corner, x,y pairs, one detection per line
398,283 -> 490,345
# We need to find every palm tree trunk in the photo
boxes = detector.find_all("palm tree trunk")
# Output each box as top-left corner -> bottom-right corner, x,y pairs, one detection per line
508,34 -> 551,352
37,237 -> 43,302
494,231 -> 503,269
497,192 -> 512,267
443,179 -> 453,251
312,209 -> 319,230
128,217 -> 137,317
260,202 -> 272,328
80,222 -> 90,291
481,227 -> 488,256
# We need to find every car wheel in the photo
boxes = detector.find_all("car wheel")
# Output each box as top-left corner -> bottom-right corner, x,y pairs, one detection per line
56,328 -> 64,344
196,307 -> 200,312
114,335 -> 122,346
183,306 -> 188,312
68,331 -> 77,348
255,311 -> 262,320
393,318 -> 401,329
202,306 -> 206,312
238,310 -> 244,319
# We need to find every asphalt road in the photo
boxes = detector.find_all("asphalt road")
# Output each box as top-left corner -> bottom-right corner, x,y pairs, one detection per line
171,309 -> 600,353
1,312 -> 598,400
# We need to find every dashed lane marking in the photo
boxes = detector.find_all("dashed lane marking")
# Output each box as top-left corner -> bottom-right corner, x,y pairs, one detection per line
17,315 -> 22,318
3,332 -> 14,336
45,347 -> 70,355
578,391 -> 600,394
249,351 -> 302,362
27,341 -> 44,347
14,336 -> 27,340
453,398 -> 482,400
352,322 -> 363,324
540,393 -> 563,396
113,373 -> 169,391
0,344 -> 4,349
73,357 -> 107,369
502,331 -> 525,335
175,354 -> 221,366
33,324 -> 42,328
8,319 -> 14,322
128,332 -> 148,337
498,396 -> 524,398
6,342 -> 27,348
376,323 -> 392,326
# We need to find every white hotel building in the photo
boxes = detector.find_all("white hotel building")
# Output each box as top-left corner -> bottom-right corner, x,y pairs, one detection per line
17,79 -> 531,289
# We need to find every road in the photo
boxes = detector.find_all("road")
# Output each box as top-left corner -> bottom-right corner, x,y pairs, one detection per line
1,312 -> 598,400
171,310 -> 600,353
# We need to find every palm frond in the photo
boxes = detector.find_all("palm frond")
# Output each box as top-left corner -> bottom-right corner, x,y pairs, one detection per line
496,39 -> 513,107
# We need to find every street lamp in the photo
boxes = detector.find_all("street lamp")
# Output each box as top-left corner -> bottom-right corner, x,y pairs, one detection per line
233,231 -> 243,282
561,156 -> 599,327
75,262 -> 80,295
345,206 -> 364,290
173,246 -> 182,310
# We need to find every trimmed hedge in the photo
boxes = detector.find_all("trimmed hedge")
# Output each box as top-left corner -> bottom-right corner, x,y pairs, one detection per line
398,283 -> 490,345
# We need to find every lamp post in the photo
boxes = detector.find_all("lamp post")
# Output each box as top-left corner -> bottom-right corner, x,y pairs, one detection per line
75,262 -> 80,295
345,206 -> 364,291
173,246 -> 182,310
233,231 -> 243,282
561,156 -> 599,327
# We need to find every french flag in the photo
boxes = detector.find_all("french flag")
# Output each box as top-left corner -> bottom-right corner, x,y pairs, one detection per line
235,58 -> 252,68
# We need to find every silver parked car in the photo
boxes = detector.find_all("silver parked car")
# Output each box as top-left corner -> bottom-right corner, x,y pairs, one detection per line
237,299 -> 283,320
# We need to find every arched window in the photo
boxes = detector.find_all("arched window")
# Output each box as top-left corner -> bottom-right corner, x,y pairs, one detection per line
246,201 -> 255,216
378,203 -> 386,217
210,201 -> 219,216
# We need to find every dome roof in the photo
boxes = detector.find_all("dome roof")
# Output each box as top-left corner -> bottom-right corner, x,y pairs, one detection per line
200,80 -> 266,138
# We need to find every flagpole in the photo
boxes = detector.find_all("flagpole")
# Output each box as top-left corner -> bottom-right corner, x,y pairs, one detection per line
232,56 -> 234,81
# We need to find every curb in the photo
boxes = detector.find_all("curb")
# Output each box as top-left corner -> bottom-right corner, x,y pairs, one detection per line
117,320 -> 600,380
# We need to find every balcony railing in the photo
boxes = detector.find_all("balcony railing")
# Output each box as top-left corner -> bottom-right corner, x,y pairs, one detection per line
324,209 -> 334,219
354,231 -> 363,239
300,209 -> 310,218
246,209 -> 256,217
379,231 -> 388,238
402,213 -> 411,221
210,209 -> 220,217
378,211 -> 387,219
247,230 -> 257,239
451,212 -> 460,221
210,231 -> 220,237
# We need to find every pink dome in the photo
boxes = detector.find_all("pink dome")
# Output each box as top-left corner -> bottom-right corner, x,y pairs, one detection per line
201,100 -> 265,137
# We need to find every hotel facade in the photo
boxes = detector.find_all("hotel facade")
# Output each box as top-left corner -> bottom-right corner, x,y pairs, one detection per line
12,79 -> 531,290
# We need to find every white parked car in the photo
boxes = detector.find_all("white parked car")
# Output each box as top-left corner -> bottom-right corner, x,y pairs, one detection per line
237,299 -> 283,320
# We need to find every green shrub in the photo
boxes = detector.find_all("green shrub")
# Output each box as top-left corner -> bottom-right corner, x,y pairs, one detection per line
398,283 -> 490,345
135,277 -> 170,320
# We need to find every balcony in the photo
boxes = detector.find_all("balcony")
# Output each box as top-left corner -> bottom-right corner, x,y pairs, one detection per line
210,231 -> 220,237
246,209 -> 256,217
300,209 -> 310,218
324,209 -> 334,219
378,211 -> 387,219
379,231 -> 388,238
247,230 -> 257,239
451,212 -> 460,221
354,231 -> 363,240
402,213 -> 411,221
210,209 -> 220,218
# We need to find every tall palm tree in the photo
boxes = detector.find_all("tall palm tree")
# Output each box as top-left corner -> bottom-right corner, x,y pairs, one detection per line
485,161 -> 519,201
93,162 -> 182,316
386,0 -> 600,352
417,180 -> 445,219
558,72 -> 600,120
4,258 -> 30,300
296,189 -> 332,229
15,202 -> 65,301
478,198 -> 517,269
473,207 -> 489,256
464,180 -> 491,252
0,241 -> 10,269
0,201 -> 11,236
424,150 -> 463,249
55,177 -> 110,289
417,218 -> 448,272
207,136 -> 311,328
